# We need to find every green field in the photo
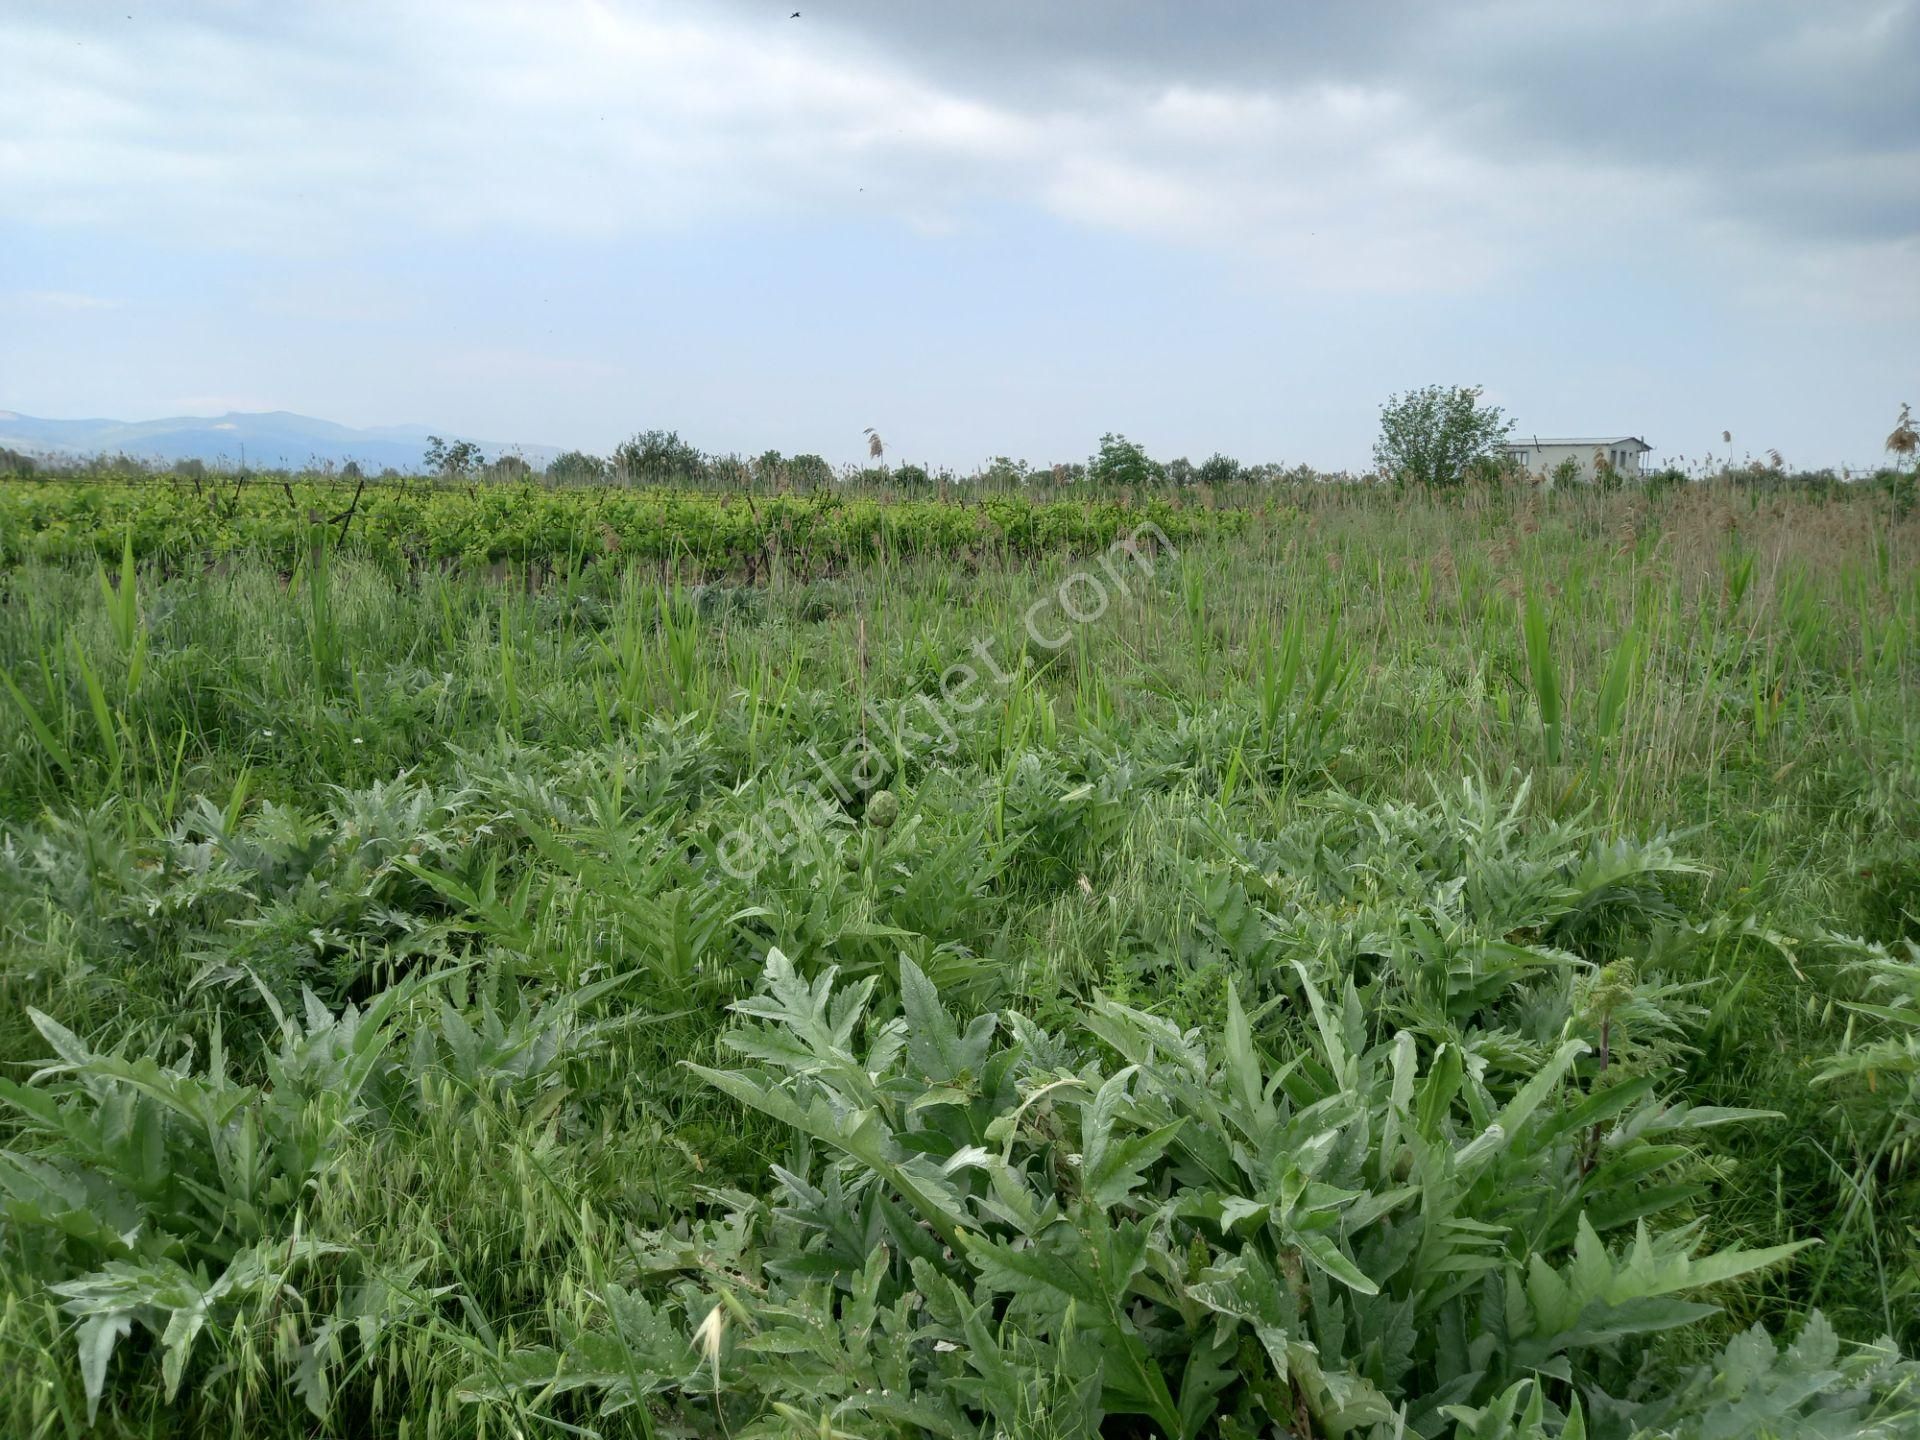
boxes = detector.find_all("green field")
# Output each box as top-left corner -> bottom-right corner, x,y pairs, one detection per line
0,478 -> 1916,1437
0,479 -> 1244,572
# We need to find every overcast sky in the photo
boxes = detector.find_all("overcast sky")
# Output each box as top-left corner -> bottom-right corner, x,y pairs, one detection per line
2,0 -> 1915,471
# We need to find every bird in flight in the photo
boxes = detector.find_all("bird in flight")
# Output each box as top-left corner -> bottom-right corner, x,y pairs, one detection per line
790,10 -> 800,16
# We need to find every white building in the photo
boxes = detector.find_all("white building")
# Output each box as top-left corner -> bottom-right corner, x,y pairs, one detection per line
1503,436 -> 1653,483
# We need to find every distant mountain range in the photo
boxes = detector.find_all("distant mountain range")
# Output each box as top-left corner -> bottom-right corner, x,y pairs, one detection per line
0,409 -> 563,471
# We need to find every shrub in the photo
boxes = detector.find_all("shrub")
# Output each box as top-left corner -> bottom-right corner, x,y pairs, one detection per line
1197,451 -> 1243,487
787,453 -> 834,490
1374,385 -> 1512,488
612,429 -> 705,486
1088,432 -> 1164,488
546,449 -> 607,483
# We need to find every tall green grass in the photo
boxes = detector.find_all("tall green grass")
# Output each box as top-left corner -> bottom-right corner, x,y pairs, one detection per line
0,480 -> 1914,1436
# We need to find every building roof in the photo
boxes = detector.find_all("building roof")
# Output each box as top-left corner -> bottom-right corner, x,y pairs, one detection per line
1503,436 -> 1651,449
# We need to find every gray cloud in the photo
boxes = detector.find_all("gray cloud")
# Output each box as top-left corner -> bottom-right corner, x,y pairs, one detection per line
7,0 -> 1912,271
728,0 -> 1920,247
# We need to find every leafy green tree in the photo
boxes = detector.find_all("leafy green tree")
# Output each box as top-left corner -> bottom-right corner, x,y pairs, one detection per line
706,454 -> 752,489
1196,452 -> 1243,487
750,449 -> 787,487
423,435 -> 484,477
612,429 -> 705,486
786,453 -> 833,490
1373,385 -> 1512,488
1088,433 -> 1164,488
982,455 -> 1029,490
546,450 -> 606,483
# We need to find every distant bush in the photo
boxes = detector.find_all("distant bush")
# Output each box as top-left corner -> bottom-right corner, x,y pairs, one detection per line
750,450 -> 787,486
1088,432 -> 1164,488
423,435 -> 484,477
706,453 -> 752,489
1196,451 -> 1243,487
1466,453 -> 1512,487
786,453 -> 833,490
1374,383 -> 1512,488
746,451 -> 833,491
976,456 -> 1024,489
546,450 -> 607,484
612,429 -> 704,485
